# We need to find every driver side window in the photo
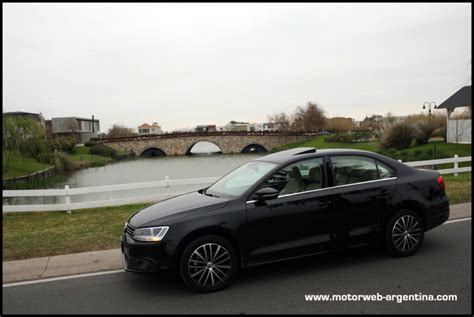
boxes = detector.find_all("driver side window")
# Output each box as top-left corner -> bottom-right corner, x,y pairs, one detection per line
257,158 -> 325,196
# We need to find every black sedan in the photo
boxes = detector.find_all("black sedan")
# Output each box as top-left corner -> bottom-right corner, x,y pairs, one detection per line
121,147 -> 450,292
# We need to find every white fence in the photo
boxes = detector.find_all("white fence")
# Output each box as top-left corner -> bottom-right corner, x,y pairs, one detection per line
3,176 -> 219,213
2,155 -> 471,213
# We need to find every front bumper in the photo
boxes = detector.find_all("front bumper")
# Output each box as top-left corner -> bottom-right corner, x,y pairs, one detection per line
121,232 -> 178,273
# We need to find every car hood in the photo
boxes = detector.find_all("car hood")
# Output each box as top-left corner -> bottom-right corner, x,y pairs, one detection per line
128,191 -> 230,228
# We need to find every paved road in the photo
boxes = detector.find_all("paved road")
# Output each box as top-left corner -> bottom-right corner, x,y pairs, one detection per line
3,220 -> 471,314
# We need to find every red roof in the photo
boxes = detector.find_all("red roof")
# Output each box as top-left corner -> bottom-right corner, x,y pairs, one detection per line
138,123 -> 160,128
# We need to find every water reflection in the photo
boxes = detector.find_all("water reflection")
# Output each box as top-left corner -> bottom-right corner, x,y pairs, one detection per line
4,153 -> 263,206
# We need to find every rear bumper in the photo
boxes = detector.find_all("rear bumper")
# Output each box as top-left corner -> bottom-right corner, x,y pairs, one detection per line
425,198 -> 450,231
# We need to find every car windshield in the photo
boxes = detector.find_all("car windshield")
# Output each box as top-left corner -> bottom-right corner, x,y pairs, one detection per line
205,161 -> 278,198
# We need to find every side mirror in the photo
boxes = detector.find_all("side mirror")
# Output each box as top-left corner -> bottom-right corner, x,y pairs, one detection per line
255,187 -> 279,201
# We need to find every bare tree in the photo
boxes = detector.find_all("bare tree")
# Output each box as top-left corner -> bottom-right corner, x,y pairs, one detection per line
107,124 -> 137,138
448,108 -> 472,144
268,112 -> 291,132
292,102 -> 326,132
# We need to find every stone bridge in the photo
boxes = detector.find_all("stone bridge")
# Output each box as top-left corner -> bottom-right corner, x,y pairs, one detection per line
95,131 -> 316,157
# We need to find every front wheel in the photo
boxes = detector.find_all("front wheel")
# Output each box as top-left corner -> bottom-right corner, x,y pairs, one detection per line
179,235 -> 238,292
385,209 -> 425,257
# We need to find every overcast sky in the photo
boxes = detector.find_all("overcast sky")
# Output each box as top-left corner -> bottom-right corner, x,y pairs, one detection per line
3,3 -> 471,132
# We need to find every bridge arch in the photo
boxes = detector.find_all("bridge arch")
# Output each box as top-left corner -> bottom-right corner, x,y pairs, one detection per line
140,147 -> 167,157
186,140 -> 223,155
241,143 -> 268,154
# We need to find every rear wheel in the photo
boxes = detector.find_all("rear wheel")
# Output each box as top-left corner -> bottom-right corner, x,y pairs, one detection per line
385,209 -> 425,257
179,235 -> 238,292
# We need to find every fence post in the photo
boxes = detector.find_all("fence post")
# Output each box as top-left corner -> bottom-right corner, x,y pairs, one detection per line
65,185 -> 71,214
454,154 -> 459,177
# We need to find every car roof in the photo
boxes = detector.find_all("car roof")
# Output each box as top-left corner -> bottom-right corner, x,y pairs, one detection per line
254,147 -> 394,165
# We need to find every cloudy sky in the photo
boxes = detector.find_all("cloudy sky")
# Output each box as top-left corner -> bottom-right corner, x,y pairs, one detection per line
3,3 -> 471,132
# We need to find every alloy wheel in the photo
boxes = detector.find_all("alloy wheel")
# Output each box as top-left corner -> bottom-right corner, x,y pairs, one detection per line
188,243 -> 232,287
391,215 -> 423,252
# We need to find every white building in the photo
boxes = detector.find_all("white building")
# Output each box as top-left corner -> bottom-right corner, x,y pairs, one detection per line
437,85 -> 471,144
138,122 -> 162,135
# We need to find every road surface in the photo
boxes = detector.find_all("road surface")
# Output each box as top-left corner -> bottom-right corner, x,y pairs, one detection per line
3,219 -> 471,314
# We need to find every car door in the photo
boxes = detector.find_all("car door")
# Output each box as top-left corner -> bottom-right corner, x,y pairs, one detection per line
243,156 -> 336,264
328,155 -> 397,246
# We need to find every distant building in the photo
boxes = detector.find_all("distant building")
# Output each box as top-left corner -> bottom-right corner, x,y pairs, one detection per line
248,122 -> 279,132
437,85 -> 471,144
194,125 -> 216,132
3,111 -> 45,124
138,122 -> 162,135
51,117 -> 100,144
226,121 -> 249,131
3,111 -> 46,139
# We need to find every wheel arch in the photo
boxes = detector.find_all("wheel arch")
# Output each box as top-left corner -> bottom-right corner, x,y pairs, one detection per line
174,226 -> 244,269
390,200 -> 427,228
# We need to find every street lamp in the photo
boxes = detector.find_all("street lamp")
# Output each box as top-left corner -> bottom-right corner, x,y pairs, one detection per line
422,102 -> 437,121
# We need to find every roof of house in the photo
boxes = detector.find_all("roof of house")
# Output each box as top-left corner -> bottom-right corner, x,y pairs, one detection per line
138,123 -> 161,128
437,85 -> 471,109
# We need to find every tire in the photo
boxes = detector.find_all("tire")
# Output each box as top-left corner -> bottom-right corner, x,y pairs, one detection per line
179,235 -> 238,292
385,209 -> 425,257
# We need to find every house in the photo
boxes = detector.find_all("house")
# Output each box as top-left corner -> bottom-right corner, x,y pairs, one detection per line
138,122 -> 162,135
437,85 -> 471,144
194,125 -> 216,132
248,122 -> 279,132
3,111 -> 46,139
50,116 -> 100,144
3,111 -> 45,125
226,121 -> 249,131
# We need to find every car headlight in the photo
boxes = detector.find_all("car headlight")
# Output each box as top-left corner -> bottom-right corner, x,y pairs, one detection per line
132,226 -> 169,242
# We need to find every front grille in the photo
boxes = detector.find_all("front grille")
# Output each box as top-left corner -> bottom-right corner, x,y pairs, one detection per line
125,223 -> 136,236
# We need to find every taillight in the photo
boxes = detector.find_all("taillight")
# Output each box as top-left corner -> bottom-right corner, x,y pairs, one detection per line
437,175 -> 445,191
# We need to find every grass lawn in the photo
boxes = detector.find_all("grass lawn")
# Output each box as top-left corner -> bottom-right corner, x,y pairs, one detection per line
3,172 -> 471,261
444,173 -> 472,205
71,145 -> 113,167
2,151 -> 52,179
3,203 -> 149,261
277,136 -> 380,152
276,137 -> 471,167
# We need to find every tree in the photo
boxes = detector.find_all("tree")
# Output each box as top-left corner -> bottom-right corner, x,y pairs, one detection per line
324,117 -> 356,132
107,124 -> 137,138
448,108 -> 472,144
292,102 -> 326,132
3,116 -> 44,172
268,112 -> 291,132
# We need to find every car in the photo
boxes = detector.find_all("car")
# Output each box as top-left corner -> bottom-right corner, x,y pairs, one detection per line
121,147 -> 450,292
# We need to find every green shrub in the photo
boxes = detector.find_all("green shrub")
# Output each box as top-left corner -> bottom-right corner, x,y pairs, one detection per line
435,150 -> 448,159
18,138 -> 48,159
325,131 -> 372,143
414,120 -> 437,145
379,121 -> 417,150
419,154 -> 431,161
413,150 -> 423,160
48,136 -> 77,153
89,144 -> 118,159
90,160 -> 106,167
84,140 -> 97,147
37,152 -> 55,165
432,126 -> 447,141
54,152 -> 76,173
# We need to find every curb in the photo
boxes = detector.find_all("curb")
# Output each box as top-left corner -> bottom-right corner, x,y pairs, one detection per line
3,202 -> 472,284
